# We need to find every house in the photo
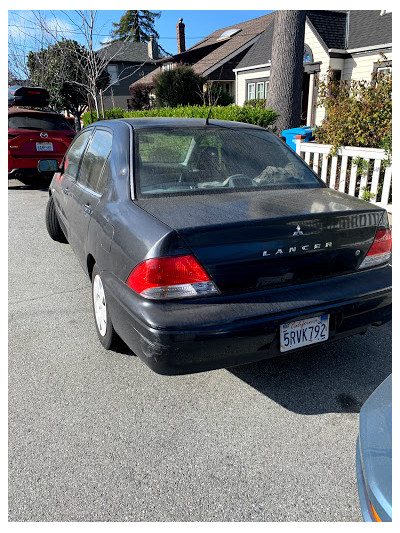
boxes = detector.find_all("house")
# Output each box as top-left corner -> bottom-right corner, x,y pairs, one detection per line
130,14 -> 275,102
234,10 -> 392,125
98,39 -> 160,110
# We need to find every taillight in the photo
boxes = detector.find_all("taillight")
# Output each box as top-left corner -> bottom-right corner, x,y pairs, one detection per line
126,255 -> 219,300
8,134 -> 18,139
358,229 -> 392,269
370,502 -> 382,522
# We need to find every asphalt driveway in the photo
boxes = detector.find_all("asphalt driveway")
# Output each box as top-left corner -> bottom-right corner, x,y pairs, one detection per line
8,179 -> 392,521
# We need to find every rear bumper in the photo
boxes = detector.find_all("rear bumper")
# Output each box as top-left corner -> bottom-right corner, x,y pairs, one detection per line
8,154 -> 64,176
103,265 -> 392,375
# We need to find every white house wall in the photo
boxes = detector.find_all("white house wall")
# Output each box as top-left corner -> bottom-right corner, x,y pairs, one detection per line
236,69 -> 270,105
235,22 -> 391,127
342,50 -> 392,81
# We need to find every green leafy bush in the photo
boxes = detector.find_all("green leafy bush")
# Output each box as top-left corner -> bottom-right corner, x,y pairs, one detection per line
314,69 -> 392,159
154,66 -> 204,107
82,104 -> 278,129
244,98 -> 267,108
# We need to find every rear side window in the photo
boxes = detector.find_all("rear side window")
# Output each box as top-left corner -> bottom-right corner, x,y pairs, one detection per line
64,130 -> 93,179
8,112 -> 74,132
77,129 -> 112,194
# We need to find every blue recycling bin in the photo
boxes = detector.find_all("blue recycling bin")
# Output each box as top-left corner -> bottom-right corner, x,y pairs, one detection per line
281,126 -> 315,152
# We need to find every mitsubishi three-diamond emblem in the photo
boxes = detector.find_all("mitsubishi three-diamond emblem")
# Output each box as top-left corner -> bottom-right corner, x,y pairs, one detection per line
293,225 -> 303,236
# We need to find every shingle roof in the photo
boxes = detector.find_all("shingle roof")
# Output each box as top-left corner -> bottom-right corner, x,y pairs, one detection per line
236,9 -> 392,71
189,12 -> 275,75
306,10 -> 347,49
235,20 -> 275,69
130,12 -> 275,86
98,41 -> 154,63
347,10 -> 392,49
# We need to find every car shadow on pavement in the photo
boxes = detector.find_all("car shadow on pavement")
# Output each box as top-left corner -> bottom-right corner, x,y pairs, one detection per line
8,183 -> 49,192
228,321 -> 392,415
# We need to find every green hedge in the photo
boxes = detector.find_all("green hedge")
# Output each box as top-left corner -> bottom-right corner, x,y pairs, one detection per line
82,104 -> 278,129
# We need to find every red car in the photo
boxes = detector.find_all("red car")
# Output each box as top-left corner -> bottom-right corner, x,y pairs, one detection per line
8,105 -> 75,185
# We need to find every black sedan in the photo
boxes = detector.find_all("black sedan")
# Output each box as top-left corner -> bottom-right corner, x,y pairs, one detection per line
41,118 -> 392,374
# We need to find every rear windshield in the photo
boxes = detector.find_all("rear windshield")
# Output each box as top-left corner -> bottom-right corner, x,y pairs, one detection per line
8,112 -> 74,132
136,127 -> 322,196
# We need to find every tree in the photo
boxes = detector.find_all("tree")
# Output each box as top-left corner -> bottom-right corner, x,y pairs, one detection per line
108,10 -> 168,55
27,39 -> 109,130
266,11 -> 306,135
154,66 -> 205,107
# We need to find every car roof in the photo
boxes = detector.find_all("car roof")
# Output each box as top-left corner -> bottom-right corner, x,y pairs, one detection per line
8,107 -> 64,116
92,117 -> 266,131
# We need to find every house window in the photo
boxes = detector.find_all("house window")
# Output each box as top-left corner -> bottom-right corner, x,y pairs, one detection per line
377,66 -> 392,75
373,60 -> 392,81
106,65 -> 119,85
247,83 -> 255,100
265,80 -> 269,98
256,82 -> 264,99
162,62 -> 173,71
303,45 -> 313,63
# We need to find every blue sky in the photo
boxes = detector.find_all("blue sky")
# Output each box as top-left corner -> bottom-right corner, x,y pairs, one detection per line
95,10 -> 274,55
8,10 -> 274,59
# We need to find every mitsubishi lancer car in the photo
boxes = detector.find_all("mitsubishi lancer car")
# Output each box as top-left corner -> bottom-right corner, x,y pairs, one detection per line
40,118 -> 392,374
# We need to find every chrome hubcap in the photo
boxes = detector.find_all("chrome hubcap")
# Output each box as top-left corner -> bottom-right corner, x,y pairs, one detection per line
93,274 -> 107,337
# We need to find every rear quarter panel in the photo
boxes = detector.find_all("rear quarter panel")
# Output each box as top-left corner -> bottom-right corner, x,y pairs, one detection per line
86,121 -> 190,282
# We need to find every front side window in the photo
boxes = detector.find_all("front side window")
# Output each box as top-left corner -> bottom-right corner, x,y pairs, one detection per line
77,129 -> 112,193
136,127 -> 322,197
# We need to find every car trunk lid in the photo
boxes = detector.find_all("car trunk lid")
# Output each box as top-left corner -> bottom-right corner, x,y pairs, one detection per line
138,188 -> 386,293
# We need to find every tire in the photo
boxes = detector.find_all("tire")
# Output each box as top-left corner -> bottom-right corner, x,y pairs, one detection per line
45,196 -> 67,243
92,265 -> 120,350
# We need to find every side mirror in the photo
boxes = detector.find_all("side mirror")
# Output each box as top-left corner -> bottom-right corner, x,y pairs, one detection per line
38,159 -> 60,173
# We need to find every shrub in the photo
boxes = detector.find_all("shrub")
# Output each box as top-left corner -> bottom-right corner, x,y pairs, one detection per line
314,68 -> 392,159
244,98 -> 267,108
204,84 -> 234,106
128,83 -> 152,110
153,65 -> 204,107
82,104 -> 278,129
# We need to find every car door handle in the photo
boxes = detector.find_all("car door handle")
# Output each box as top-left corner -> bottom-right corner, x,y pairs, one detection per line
83,204 -> 92,215
63,187 -> 69,195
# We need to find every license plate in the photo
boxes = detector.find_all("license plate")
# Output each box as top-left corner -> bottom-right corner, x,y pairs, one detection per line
36,142 -> 53,151
280,314 -> 329,352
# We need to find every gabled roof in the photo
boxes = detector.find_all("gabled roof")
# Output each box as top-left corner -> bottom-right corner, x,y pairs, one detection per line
235,20 -> 274,70
98,41 -> 155,64
186,12 -> 275,75
236,10 -> 392,71
307,10 -> 347,49
131,12 -> 275,86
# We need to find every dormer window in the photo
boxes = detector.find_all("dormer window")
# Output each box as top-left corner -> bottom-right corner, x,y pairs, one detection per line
217,28 -> 242,41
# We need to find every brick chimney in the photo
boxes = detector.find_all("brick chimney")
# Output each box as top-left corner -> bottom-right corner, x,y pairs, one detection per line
147,34 -> 158,60
176,18 -> 186,54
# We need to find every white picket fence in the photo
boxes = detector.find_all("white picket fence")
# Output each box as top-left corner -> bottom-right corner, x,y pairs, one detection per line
295,141 -> 392,213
